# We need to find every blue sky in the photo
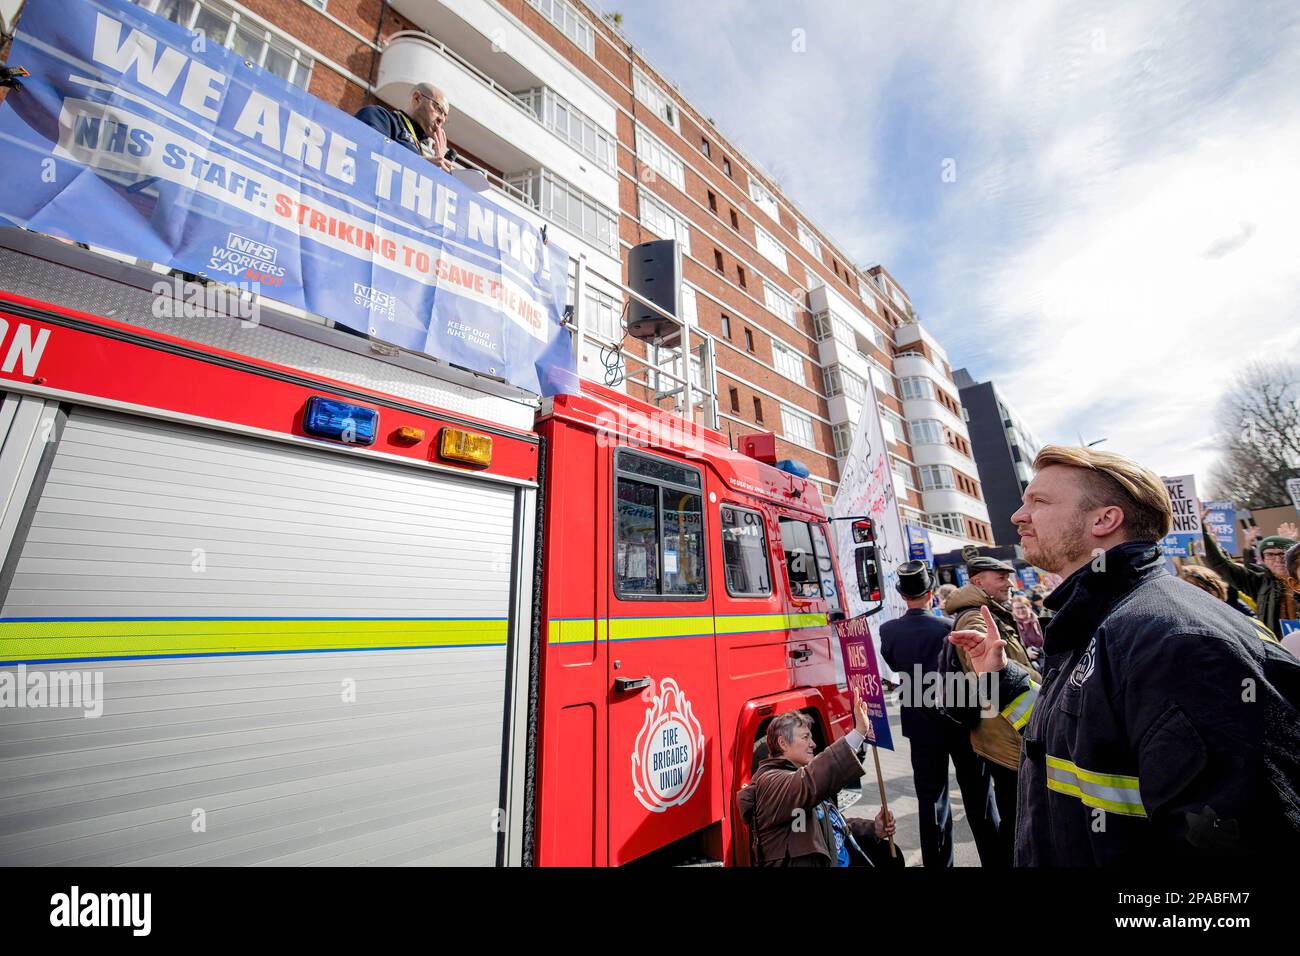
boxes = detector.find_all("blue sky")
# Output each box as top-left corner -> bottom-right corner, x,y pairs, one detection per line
610,0 -> 1300,489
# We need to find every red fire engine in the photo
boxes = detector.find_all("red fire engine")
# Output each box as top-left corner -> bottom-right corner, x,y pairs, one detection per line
0,231 -> 868,866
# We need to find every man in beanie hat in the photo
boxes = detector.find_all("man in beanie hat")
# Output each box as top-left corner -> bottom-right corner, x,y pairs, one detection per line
943,546 -> 1040,867
1201,512 -> 1297,640
881,561 -> 1000,866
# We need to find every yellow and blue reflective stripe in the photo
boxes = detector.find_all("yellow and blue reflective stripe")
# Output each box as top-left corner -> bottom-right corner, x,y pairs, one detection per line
1000,680 -> 1039,730
1045,755 -> 1146,817
1249,618 -> 1280,644
0,617 -> 508,665
547,611 -> 830,645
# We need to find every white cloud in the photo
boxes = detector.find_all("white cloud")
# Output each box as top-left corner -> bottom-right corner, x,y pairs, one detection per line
620,0 -> 1300,489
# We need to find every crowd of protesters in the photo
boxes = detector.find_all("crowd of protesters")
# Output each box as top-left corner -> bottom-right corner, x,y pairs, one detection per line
740,445 -> 1300,867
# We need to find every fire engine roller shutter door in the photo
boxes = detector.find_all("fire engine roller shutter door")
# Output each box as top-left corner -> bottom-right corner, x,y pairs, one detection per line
0,406 -> 518,865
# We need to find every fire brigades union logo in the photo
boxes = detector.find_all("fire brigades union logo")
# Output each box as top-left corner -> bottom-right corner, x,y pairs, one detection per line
632,678 -> 706,813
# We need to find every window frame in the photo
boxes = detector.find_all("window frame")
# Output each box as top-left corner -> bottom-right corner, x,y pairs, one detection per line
719,503 -> 773,598
612,448 -> 708,602
780,403 -> 816,449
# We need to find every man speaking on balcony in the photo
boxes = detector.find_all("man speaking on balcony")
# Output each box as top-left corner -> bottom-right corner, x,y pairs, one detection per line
355,82 -> 454,172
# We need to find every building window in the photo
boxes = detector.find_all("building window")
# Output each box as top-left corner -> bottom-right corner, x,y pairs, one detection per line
748,179 -> 779,221
141,0 -> 314,88
707,190 -> 717,213
729,209 -> 739,230
893,458 -> 917,491
614,450 -> 705,598
714,249 -> 725,272
882,410 -> 907,446
723,157 -> 732,177
517,87 -> 616,172
635,125 -> 685,191
526,0 -> 595,56
832,423 -> 854,459
911,419 -> 944,445
929,513 -> 966,536
729,387 -> 740,413
919,465 -> 956,491
737,265 -> 747,289
744,328 -> 755,352
900,376 -> 936,401
796,222 -> 821,259
638,188 -> 691,255
753,224 -> 788,271
721,505 -> 772,597
753,397 -> 764,423
679,284 -> 698,326
772,341 -> 805,386
823,364 -> 866,402
720,314 -> 732,338
506,169 -> 617,255
583,286 -> 623,343
632,68 -> 679,131
781,404 -> 815,449
763,280 -> 797,326
701,138 -> 711,157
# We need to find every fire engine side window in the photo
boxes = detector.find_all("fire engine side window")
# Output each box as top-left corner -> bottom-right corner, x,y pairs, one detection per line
811,523 -> 842,614
616,479 -> 659,594
720,505 -> 771,597
614,450 -> 706,599
779,518 -> 823,600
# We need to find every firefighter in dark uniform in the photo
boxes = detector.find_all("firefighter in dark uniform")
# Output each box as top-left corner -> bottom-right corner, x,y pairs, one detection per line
881,560 -> 1001,867
951,445 -> 1300,864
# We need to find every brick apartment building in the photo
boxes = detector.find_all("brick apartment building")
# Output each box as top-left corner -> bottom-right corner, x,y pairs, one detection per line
30,0 -> 995,546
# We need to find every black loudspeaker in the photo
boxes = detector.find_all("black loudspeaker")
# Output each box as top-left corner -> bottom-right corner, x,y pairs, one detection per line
626,239 -> 680,342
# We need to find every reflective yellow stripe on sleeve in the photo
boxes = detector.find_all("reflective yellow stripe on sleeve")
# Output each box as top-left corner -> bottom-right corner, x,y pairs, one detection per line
1045,755 -> 1147,818
999,680 -> 1039,730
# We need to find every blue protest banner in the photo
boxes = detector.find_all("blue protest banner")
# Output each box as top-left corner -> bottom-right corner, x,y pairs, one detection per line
0,0 -> 577,396
834,613 -> 894,750
906,524 -> 932,565
1203,499 -> 1237,553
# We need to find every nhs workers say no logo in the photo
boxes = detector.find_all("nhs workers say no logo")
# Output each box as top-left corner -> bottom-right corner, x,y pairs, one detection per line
632,678 -> 705,812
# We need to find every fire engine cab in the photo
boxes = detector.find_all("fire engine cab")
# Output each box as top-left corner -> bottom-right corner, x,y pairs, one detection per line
0,230 -> 859,866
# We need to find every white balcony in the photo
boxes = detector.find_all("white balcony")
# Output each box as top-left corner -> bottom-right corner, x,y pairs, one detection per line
388,0 -> 615,127
376,32 -> 618,210
902,395 -> 967,434
920,489 -> 991,523
911,440 -> 975,472
894,320 -> 951,365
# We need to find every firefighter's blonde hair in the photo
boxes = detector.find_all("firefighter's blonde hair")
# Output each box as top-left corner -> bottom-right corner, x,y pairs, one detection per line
1033,445 -> 1173,542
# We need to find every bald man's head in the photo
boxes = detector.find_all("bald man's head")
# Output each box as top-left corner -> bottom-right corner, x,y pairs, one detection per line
409,83 -> 449,134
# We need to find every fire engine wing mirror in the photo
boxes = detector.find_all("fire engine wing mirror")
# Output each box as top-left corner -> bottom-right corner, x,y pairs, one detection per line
855,544 -> 883,612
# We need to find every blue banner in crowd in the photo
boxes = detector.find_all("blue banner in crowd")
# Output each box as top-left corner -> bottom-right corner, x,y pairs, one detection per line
0,0 -> 577,396
1203,500 -> 1238,553
906,525 -> 932,565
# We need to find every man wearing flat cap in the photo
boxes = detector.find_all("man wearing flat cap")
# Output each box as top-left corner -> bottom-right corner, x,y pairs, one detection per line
881,560 -> 1000,867
943,546 -> 1041,867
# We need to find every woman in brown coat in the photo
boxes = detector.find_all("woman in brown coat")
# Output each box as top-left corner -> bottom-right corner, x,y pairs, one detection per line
737,698 -> 895,866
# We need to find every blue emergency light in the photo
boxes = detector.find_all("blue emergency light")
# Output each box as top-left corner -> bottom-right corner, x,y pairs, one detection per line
776,459 -> 810,478
303,396 -> 378,446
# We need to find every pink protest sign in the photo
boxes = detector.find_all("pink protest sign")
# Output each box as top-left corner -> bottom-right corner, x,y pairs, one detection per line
835,613 -> 894,751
